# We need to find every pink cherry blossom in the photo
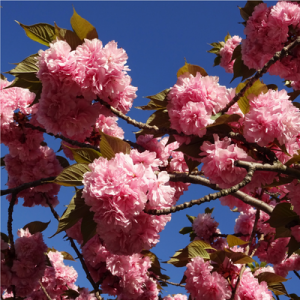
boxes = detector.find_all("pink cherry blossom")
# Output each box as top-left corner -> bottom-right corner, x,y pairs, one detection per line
220,36 -> 242,73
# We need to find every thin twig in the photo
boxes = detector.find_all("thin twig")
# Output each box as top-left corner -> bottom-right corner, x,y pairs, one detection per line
167,172 -> 273,215
23,123 -> 100,152
39,281 -> 53,300
230,209 -> 260,300
146,166 -> 255,215
220,37 -> 300,114
7,192 -> 17,256
159,278 -> 185,287
294,270 -> 300,280
45,198 -> 102,300
43,194 -> 60,221
1,177 -> 56,196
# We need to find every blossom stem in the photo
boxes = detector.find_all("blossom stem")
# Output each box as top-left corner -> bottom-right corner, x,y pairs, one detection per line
146,166 -> 256,215
220,37 -> 300,114
39,281 -> 53,300
159,278 -> 185,287
294,270 -> 300,280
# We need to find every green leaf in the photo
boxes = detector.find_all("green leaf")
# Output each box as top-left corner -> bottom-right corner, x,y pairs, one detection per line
6,53 -> 39,75
287,236 -> 300,257
207,114 -> 241,128
184,155 -> 201,174
1,232 -> 9,244
16,21 -> 56,46
135,109 -> 171,138
136,89 -> 170,110
210,250 -> 226,264
100,131 -> 131,160
204,207 -> 214,214
54,163 -> 90,186
227,234 -> 248,248
60,251 -> 76,261
285,150 -> 300,166
275,226 -> 291,239
267,203 -> 299,229
177,61 -> 208,78
256,272 -> 288,284
62,144 -> 101,164
179,227 -> 193,235
224,32 -> 231,42
238,1 -> 263,22
81,210 -> 97,246
213,55 -> 222,67
54,22 -> 82,51
23,220 -> 50,234
235,79 -> 268,114
231,56 -> 256,82
268,281 -> 289,296
70,7 -> 98,41
56,155 -> 70,168
231,44 -> 241,62
165,247 -> 189,267
186,214 -> 196,224
51,189 -> 91,237
224,249 -> 254,264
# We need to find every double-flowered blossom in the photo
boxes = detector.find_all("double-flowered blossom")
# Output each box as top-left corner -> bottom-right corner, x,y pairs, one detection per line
242,2 -> 300,89
184,257 -> 232,300
1,228 -> 47,298
192,213 -> 219,242
167,73 -> 228,137
244,89 -> 300,147
219,36 -> 242,73
83,151 -> 175,255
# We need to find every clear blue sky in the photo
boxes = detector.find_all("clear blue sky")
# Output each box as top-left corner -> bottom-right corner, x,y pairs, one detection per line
3,0 -> 298,298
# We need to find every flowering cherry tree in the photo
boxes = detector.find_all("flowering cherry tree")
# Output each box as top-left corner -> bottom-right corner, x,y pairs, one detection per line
2,1 -> 300,300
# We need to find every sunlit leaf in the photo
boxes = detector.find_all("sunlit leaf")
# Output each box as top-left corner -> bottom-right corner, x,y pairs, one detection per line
54,22 -> 82,50
60,251 -> 76,261
179,227 -> 193,235
62,144 -> 101,164
186,215 -> 196,224
227,234 -> 248,248
204,207 -> 214,214
54,163 -> 90,186
16,21 -> 56,46
70,7 -> 98,40
256,272 -> 288,284
177,61 -> 208,78
224,249 -> 254,264
136,89 -> 170,110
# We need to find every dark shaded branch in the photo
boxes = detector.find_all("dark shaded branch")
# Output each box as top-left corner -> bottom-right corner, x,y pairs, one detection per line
146,166 -> 255,215
220,37 -> 300,114
7,192 -> 17,256
1,177 -> 56,196
168,173 -> 273,214
45,198 -> 102,300
294,270 -> 300,280
39,281 -> 53,300
235,160 -> 300,179
23,123 -> 100,151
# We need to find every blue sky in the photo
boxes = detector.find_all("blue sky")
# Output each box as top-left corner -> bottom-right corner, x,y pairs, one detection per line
2,0 -> 298,298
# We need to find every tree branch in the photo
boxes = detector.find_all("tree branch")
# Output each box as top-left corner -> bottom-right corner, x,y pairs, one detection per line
146,166 -> 255,215
7,192 -> 17,257
294,270 -> 300,280
23,123 -> 100,152
235,160 -> 300,179
159,278 -> 185,287
220,37 -> 300,114
45,197 -> 102,300
167,173 -> 273,214
39,281 -> 53,300
1,177 -> 56,196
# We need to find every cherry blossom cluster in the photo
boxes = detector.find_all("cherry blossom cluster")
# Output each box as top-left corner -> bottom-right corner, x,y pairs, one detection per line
1,228 -> 47,297
82,150 -> 175,255
219,35 -> 242,73
36,39 -> 137,142
1,79 -> 62,207
242,1 -> 300,89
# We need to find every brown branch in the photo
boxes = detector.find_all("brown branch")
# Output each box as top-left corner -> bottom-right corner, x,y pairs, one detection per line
1,177 -> 56,196
220,37 -> 300,114
7,192 -> 17,257
146,166 -> 255,215
294,270 -> 300,280
96,97 -> 183,136
235,160 -> 300,179
23,123 -> 100,152
159,278 -> 185,287
39,281 -> 53,300
45,198 -> 102,300
167,173 -> 273,214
